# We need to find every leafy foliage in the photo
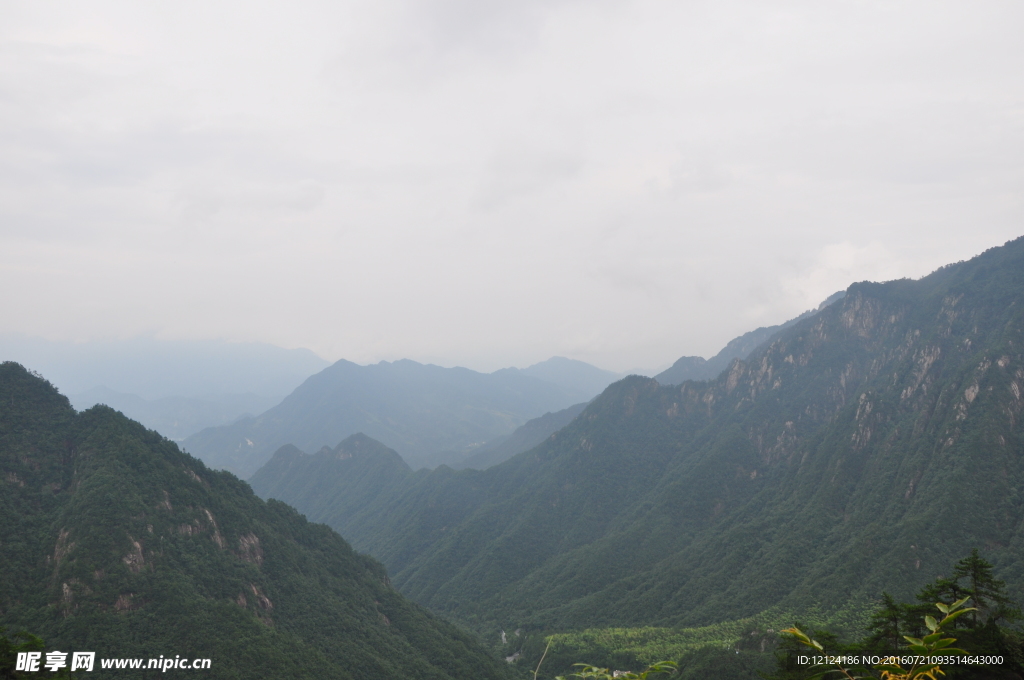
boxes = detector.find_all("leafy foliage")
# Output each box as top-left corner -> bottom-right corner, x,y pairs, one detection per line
771,552 -> 1024,680
0,628 -> 54,679
508,603 -> 876,679
783,597 -> 975,680
555,660 -> 677,680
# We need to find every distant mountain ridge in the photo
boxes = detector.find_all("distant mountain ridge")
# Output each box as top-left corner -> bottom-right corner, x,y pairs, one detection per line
183,358 -> 599,477
655,290 -> 846,385
250,403 -> 592,531
244,237 -> 1024,644
499,357 -> 621,403
68,386 -> 276,441
0,336 -> 329,399
251,435 -> 413,542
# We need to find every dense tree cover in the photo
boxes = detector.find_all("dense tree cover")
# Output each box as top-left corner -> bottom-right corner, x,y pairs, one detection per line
249,406 -> 592,537
554,659 -> 677,680
0,363 -> 517,679
250,434 -> 413,535
450,403 -> 590,471
533,554 -> 1022,680
249,237 -> 1024,650
0,628 -> 71,679
768,552 -> 1024,680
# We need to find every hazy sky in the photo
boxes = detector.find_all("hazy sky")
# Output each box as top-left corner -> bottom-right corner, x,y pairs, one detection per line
2,1 -> 1022,373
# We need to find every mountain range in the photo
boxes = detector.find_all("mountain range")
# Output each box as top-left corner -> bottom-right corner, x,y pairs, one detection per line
6,237 -> 1024,679
0,336 -> 330,400
498,357 -> 621,403
183,303 -> 858,479
248,237 -> 1024,661
0,336 -> 332,443
183,357 -> 615,477
68,386 -> 277,441
0,362 -> 515,680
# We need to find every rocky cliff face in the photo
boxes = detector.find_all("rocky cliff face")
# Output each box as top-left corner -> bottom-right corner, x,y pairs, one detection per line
297,237 -> 1024,636
653,290 -> 845,386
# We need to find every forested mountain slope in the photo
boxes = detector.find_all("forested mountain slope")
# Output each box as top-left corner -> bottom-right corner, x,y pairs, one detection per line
451,402 -> 589,471
250,405 -> 592,536
249,404 -> 593,545
250,434 -> 412,536
272,238 -> 1024,639
0,363 -> 515,680
183,358 -> 583,477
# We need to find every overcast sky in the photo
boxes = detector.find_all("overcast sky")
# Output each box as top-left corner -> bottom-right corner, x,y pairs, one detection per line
2,1 -> 1022,373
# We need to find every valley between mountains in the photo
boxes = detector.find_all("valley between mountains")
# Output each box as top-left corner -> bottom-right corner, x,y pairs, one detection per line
247,237 -> 1024,675
3,237 -> 1024,679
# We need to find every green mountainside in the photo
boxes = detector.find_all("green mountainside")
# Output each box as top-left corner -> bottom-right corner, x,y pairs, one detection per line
249,405 -> 590,538
250,434 -> 413,539
406,403 -> 591,475
249,403 -> 584,541
0,363 -> 516,680
451,403 -> 589,471
250,238 -> 1024,648
183,358 -> 587,477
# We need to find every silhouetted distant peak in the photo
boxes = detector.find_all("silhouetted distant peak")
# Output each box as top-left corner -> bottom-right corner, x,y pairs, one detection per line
655,291 -> 848,386
507,356 -> 620,402
186,356 -> 581,476
332,433 -> 404,461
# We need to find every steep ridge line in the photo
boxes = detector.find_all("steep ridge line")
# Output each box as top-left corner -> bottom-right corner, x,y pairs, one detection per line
0,363 -> 516,680
183,358 -> 594,477
250,237 -> 1024,641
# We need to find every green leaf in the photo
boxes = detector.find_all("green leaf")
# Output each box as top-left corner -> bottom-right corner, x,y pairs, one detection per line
939,607 -> 975,627
951,597 -> 972,610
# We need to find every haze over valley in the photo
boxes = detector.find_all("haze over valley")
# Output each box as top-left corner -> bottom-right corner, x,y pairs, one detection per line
3,2 -> 1024,678
5,238 -> 1024,679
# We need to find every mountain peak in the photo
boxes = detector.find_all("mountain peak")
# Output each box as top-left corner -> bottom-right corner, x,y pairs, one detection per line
333,432 -> 404,461
250,236 -> 1024,638
0,364 -> 514,679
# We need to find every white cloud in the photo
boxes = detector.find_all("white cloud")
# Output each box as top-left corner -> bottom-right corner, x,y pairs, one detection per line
1,0 -> 1022,372
781,241 -> 911,311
